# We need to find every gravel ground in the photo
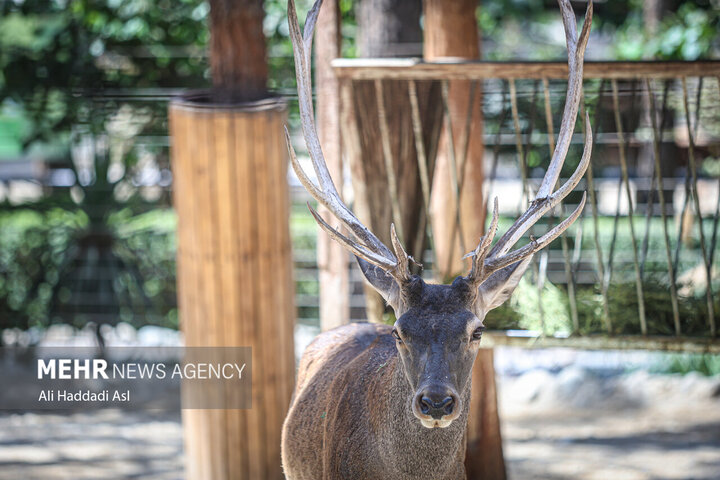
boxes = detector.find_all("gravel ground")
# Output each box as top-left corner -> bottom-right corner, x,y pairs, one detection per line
499,368 -> 720,480
0,410 -> 183,480
1,346 -> 719,479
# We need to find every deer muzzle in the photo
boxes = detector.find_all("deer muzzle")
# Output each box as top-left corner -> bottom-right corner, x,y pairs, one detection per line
412,385 -> 461,428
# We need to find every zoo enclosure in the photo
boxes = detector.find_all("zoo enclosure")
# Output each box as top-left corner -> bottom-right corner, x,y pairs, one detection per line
325,59 -> 720,352
4,61 -> 720,354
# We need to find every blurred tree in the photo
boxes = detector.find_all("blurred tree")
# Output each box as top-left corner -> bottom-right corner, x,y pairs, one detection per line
0,0 -> 204,335
0,0 -> 210,149
208,0 -> 267,102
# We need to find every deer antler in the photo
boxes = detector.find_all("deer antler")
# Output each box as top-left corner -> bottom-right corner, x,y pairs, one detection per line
288,0 -> 592,291
465,0 -> 593,288
286,0 -> 411,283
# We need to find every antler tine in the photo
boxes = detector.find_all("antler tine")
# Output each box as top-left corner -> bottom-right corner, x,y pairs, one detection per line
287,0 -> 329,191
308,204 -> 398,270
464,198 -> 499,281
390,224 -> 412,282
485,192 -> 586,274
489,113 -> 591,258
287,0 -> 403,275
467,0 -> 592,285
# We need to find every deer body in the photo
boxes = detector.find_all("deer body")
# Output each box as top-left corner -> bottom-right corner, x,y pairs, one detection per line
282,0 -> 593,478
282,322 -> 468,480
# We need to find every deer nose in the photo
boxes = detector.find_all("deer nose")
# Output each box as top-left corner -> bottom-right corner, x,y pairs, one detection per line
416,390 -> 457,419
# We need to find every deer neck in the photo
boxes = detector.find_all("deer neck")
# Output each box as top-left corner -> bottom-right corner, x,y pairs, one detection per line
377,357 -> 469,478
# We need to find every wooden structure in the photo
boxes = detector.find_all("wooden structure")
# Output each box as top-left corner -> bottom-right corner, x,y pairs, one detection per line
170,2 -> 295,478
344,0 -> 440,324
421,3 -> 502,477
424,0 -> 486,281
332,58 -> 720,351
170,95 -> 295,480
332,59 -> 720,80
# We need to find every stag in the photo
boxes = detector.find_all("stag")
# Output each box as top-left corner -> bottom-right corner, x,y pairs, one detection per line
282,0 -> 592,478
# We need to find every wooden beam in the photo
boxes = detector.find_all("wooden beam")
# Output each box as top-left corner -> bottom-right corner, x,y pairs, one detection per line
484,331 -> 720,354
333,59 -> 720,80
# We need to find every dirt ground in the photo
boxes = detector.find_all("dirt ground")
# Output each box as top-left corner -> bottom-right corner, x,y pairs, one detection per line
499,367 -> 720,480
504,409 -> 720,480
1,356 -> 719,479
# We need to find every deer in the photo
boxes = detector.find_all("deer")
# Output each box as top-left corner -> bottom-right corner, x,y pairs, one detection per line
281,0 -> 592,478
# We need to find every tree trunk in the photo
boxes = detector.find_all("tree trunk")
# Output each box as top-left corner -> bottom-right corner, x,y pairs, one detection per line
350,0 -> 442,323
358,0 -> 423,57
315,0 -> 351,331
208,0 -> 267,103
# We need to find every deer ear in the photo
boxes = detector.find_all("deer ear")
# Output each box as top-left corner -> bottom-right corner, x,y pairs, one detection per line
355,257 -> 403,312
475,256 -> 533,316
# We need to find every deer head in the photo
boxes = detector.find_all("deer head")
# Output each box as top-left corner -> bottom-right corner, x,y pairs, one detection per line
286,0 -> 592,428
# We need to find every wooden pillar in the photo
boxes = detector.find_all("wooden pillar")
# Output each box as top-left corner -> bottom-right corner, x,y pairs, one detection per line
315,0 -> 350,331
423,1 -> 505,479
170,96 -> 295,480
424,0 -> 485,280
465,349 -> 506,480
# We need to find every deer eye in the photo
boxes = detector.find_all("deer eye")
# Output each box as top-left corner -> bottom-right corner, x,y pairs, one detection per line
471,326 -> 485,341
391,329 -> 403,343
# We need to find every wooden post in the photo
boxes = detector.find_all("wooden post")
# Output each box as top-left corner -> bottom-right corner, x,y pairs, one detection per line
315,0 -> 350,331
423,1 -> 505,478
465,349 -> 507,480
170,97 -> 295,480
424,0 -> 485,280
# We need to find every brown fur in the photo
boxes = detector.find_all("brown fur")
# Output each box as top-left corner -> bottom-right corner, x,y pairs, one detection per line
282,322 -> 469,480
281,273 -> 531,480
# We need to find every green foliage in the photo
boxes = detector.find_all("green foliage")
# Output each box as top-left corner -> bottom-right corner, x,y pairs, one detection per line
482,214 -> 720,338
613,1 -> 720,60
477,0 -> 719,61
575,278 -> 720,336
650,353 -> 720,376
0,0 -> 209,149
0,209 -> 84,328
484,301 -> 522,331
0,208 -> 178,330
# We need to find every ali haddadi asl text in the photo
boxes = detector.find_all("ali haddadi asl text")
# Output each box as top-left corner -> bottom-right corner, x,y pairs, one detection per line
38,389 -> 130,403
